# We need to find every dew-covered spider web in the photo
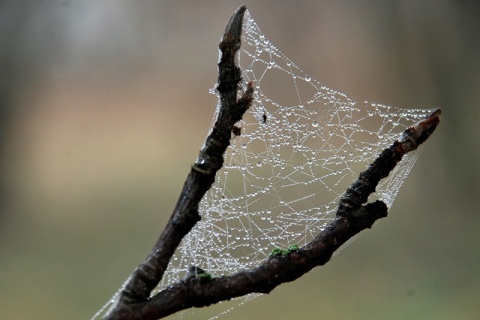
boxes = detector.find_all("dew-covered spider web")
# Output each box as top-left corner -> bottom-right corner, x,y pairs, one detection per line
93,9 -> 435,320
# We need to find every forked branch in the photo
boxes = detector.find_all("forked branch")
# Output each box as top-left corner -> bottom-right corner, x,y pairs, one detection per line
97,5 -> 440,320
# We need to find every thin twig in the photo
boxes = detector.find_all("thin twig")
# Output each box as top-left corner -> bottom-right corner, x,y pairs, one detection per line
102,109 -> 440,320
98,5 -> 441,319
337,108 -> 442,218
102,5 -> 251,320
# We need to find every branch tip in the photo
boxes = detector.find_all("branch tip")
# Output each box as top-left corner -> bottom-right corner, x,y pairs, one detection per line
400,108 -> 441,151
222,6 -> 247,45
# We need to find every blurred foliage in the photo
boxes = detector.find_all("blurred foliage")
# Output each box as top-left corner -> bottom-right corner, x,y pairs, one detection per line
1,1 -> 479,319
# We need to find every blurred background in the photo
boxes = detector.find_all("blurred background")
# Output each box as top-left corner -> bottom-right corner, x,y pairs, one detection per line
1,1 -> 479,319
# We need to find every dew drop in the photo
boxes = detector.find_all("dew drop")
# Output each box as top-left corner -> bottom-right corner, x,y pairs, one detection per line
312,120 -> 319,127
305,74 -> 311,82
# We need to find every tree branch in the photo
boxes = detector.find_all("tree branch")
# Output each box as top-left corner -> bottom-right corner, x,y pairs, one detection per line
101,5 -> 251,319
97,5 -> 441,320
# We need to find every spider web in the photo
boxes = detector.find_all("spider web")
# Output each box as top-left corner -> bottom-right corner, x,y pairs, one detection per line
160,8 -> 433,286
93,9 -> 435,320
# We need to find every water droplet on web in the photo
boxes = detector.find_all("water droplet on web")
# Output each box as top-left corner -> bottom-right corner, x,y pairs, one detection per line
305,74 -> 311,82
312,121 -> 319,127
